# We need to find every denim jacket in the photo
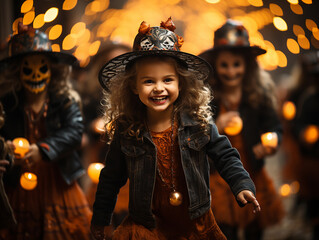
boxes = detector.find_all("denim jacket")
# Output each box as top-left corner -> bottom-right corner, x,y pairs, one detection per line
91,112 -> 255,229
1,92 -> 84,186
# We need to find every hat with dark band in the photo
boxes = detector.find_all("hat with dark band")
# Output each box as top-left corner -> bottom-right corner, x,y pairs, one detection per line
0,22 -> 78,72
199,19 -> 266,58
98,17 -> 212,90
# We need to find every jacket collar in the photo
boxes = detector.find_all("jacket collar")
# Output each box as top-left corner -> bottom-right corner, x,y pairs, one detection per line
179,112 -> 201,128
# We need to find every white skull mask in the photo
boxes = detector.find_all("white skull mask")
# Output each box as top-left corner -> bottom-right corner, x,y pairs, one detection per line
20,54 -> 51,94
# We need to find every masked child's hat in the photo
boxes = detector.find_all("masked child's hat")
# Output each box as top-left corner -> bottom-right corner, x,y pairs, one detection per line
98,17 -> 212,90
199,19 -> 266,58
0,22 -> 78,72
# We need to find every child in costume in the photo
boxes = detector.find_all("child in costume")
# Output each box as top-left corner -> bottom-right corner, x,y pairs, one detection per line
199,19 -> 284,240
90,17 -> 260,240
0,23 -> 92,239
282,50 -> 319,240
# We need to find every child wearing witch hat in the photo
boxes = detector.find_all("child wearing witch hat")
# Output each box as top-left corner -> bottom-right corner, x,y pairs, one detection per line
0,23 -> 92,239
199,19 -> 284,240
90,17 -> 260,240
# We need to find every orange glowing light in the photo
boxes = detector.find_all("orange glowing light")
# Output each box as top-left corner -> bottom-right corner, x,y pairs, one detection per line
303,125 -> 319,144
44,7 -> 59,23
51,44 -> 61,52
88,163 -> 104,184
287,0 -> 298,4
13,138 -> 30,159
293,25 -> 305,36
63,0 -> 78,11
33,14 -> 45,29
261,132 -> 278,148
290,181 -> 300,194
62,35 -> 77,50
282,101 -> 296,120
20,172 -> 37,190
93,118 -> 106,134
276,50 -> 287,68
23,11 -> 35,25
248,0 -> 263,7
298,35 -> 310,49
306,19 -> 317,31
89,40 -> 101,56
273,17 -> 287,31
290,4 -> 303,15
269,4 -> 283,16
21,0 -> 33,13
280,183 -> 291,197
224,116 -> 243,136
313,28 -> 319,41
49,24 -> 62,40
287,38 -> 300,54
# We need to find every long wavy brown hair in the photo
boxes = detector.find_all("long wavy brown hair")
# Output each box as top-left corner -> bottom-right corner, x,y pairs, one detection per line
206,49 -> 277,110
101,56 -> 212,140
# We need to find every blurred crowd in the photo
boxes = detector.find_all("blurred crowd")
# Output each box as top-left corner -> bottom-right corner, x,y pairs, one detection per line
0,20 -> 318,240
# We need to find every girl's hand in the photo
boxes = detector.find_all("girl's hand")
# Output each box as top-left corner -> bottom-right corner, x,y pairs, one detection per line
237,190 -> 261,214
23,143 -> 42,167
216,111 -> 239,133
91,225 -> 108,240
253,143 -> 276,159
0,159 -> 10,176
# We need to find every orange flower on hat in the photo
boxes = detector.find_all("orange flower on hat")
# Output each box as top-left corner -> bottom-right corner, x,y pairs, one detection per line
160,17 -> 176,32
138,21 -> 151,34
177,35 -> 184,48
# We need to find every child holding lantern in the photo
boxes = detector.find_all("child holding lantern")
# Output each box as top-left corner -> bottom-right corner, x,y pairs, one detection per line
0,23 -> 92,239
199,19 -> 284,240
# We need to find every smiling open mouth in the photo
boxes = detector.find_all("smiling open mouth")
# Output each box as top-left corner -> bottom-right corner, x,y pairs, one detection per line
25,78 -> 48,89
151,96 -> 168,102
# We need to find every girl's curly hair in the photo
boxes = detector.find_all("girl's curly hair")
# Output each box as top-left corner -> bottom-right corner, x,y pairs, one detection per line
101,56 -> 213,141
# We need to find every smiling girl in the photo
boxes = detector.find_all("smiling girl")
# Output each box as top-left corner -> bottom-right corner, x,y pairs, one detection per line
90,18 -> 260,240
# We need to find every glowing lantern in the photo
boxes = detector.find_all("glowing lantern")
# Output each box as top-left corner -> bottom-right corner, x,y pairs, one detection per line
13,138 -> 30,158
261,132 -> 278,148
88,163 -> 104,183
303,125 -> 319,144
280,183 -> 291,197
20,172 -> 37,190
282,101 -> 296,120
224,116 -> 243,136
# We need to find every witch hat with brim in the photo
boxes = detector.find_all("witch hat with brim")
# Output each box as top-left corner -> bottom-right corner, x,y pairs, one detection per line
0,22 -> 78,72
98,17 -> 212,91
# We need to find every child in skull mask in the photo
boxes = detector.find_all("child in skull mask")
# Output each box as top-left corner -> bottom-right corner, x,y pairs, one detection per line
0,23 -> 92,239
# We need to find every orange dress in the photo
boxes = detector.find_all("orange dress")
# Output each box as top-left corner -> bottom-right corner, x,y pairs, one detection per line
113,124 -> 226,240
0,103 -> 92,240
210,104 -> 284,228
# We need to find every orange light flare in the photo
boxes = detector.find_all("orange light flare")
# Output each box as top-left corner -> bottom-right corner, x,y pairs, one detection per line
224,116 -> 243,136
88,163 -> 105,184
13,138 -> 30,159
261,132 -> 278,148
303,125 -> 319,144
20,172 -> 37,190
280,183 -> 291,197
282,101 -> 296,120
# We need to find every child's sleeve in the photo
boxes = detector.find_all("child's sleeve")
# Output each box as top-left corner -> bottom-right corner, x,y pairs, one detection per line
36,99 -> 83,162
206,122 -> 256,200
91,129 -> 128,226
